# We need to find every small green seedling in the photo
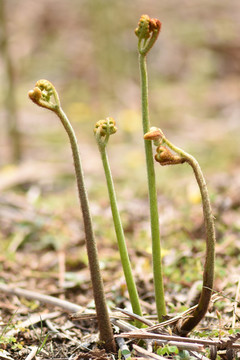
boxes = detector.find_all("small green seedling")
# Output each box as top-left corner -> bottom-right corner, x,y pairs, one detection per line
94,117 -> 143,323
0,312 -> 23,350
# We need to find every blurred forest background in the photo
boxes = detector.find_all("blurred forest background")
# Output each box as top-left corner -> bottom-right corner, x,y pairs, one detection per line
0,0 -> 240,313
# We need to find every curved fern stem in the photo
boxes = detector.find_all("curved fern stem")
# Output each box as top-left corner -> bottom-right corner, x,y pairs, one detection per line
29,80 -> 116,352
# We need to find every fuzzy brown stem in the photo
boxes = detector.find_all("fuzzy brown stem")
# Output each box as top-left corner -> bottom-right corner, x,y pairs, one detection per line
177,156 -> 215,335
163,138 -> 215,335
29,80 -> 116,351
55,107 -> 116,352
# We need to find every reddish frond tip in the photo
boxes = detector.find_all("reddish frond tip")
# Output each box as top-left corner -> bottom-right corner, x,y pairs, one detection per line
155,146 -> 185,166
144,129 -> 163,140
28,87 -> 42,104
149,18 -> 161,32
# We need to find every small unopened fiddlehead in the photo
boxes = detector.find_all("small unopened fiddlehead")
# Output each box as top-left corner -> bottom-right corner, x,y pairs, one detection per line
94,118 -> 143,323
135,14 -> 161,55
144,128 -> 185,165
143,127 -> 163,145
155,146 -> 186,166
28,79 -> 60,111
94,117 -> 117,148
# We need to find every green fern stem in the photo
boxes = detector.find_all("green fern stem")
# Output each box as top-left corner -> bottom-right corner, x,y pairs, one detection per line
98,140 -> 143,322
139,53 -> 166,321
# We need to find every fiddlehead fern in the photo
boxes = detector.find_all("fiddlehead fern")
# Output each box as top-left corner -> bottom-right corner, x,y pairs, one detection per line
144,128 -> 216,335
29,80 -> 116,352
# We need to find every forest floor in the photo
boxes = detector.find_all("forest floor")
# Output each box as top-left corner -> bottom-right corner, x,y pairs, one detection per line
0,142 -> 240,359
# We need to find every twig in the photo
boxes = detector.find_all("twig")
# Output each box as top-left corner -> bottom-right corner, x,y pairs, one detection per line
166,341 -> 203,352
146,304 -> 198,331
115,307 -> 154,326
71,308 -> 149,324
112,319 -> 204,352
45,319 -> 62,337
0,350 -> 14,360
24,346 -> 38,360
188,351 -> 209,360
117,331 -> 240,350
6,312 -> 60,337
131,358 -> 157,360
133,344 -> 165,360
208,286 -> 240,306
114,322 -> 203,352
116,337 -> 131,359
70,308 -> 138,322
45,319 -> 82,346
112,319 -> 138,333
0,283 -> 82,313
69,310 -> 98,320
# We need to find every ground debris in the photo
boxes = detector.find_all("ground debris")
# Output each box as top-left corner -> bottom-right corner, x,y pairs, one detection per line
73,348 -> 110,360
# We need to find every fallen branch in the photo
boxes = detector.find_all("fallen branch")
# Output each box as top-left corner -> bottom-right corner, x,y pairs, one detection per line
117,331 -> 240,350
113,321 -> 203,352
0,283 -> 82,313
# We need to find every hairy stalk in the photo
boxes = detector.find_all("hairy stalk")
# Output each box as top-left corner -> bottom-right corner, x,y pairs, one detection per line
28,80 -> 116,353
145,128 -> 215,335
0,0 -> 21,163
163,137 -> 215,335
135,15 -> 166,320
94,119 -> 143,324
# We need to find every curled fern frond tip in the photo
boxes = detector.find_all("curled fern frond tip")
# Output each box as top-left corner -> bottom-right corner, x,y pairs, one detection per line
155,145 -> 185,166
135,14 -> 161,54
28,87 -> 42,104
135,14 -> 151,40
94,117 -> 117,137
149,18 -> 162,33
28,79 -> 60,110
35,79 -> 55,102
35,79 -> 53,90
144,128 -> 163,141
